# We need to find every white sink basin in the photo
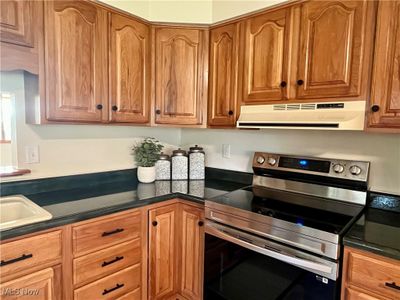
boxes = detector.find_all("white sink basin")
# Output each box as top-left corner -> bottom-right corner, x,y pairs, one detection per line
0,195 -> 52,231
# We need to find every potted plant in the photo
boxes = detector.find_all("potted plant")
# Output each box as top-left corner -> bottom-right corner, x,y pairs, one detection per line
132,137 -> 164,183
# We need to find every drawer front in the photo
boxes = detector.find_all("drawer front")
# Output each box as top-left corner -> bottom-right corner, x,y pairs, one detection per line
347,250 -> 400,299
74,238 -> 142,286
73,210 -> 141,256
74,264 -> 141,300
116,288 -> 141,300
0,230 -> 62,277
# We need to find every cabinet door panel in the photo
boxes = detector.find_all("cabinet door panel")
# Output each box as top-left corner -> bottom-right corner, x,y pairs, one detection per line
344,287 -> 383,300
208,23 -> 239,127
297,0 -> 372,98
44,0 -> 107,122
110,14 -> 150,124
368,0 -> 400,129
0,0 -> 34,47
154,28 -> 207,125
149,204 -> 178,299
242,9 -> 292,103
180,204 -> 204,300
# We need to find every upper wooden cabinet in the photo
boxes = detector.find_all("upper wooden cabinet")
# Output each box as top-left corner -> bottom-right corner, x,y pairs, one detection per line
368,0 -> 400,130
241,8 -> 293,103
153,27 -> 208,126
296,0 -> 375,99
44,0 -> 108,123
208,23 -> 240,127
109,13 -> 150,124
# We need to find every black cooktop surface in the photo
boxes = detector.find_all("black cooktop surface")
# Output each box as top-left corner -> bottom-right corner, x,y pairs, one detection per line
208,186 -> 365,235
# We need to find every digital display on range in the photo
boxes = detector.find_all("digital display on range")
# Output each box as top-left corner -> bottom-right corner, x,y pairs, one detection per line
278,156 -> 331,173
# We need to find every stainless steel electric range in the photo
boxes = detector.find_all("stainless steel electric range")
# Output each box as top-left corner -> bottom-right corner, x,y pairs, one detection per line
204,152 -> 370,300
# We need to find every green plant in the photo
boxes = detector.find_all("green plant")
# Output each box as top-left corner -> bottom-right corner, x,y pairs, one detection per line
132,137 -> 164,167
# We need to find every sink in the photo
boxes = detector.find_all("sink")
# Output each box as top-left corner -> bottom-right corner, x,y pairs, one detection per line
0,195 -> 52,231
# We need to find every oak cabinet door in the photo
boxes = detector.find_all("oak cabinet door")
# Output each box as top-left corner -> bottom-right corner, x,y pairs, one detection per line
242,8 -> 293,103
296,0 -> 374,99
368,0 -> 400,129
109,14 -> 150,124
148,204 -> 178,299
180,204 -> 204,300
208,23 -> 239,127
0,0 -> 34,48
0,268 -> 55,300
154,27 -> 208,126
44,0 -> 108,122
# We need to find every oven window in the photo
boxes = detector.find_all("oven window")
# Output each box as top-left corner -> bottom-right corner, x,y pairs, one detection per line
204,234 -> 338,300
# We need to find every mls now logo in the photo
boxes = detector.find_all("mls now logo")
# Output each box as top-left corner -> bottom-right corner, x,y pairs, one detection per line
0,288 -> 40,296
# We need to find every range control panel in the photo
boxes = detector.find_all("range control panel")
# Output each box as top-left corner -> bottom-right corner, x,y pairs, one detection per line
253,152 -> 370,182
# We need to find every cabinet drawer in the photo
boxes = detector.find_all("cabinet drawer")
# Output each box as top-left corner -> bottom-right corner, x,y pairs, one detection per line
346,250 -> 400,299
74,264 -> 141,300
116,288 -> 141,300
74,238 -> 142,286
73,210 -> 141,256
0,230 -> 62,277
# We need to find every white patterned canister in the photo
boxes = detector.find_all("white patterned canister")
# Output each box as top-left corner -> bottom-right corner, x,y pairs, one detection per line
189,145 -> 205,180
155,152 -> 171,180
171,148 -> 188,180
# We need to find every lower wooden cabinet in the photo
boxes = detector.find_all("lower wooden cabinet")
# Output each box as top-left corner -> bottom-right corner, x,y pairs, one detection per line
148,201 -> 204,300
341,247 -> 400,300
0,267 -> 56,300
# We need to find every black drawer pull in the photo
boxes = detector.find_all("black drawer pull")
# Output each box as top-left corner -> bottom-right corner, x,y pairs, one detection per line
152,221 -> 158,226
102,283 -> 124,295
0,253 -> 33,267
297,79 -> 304,86
371,105 -> 380,112
102,228 -> 124,237
385,282 -> 400,291
112,105 -> 118,111
101,256 -> 124,267
198,221 -> 204,227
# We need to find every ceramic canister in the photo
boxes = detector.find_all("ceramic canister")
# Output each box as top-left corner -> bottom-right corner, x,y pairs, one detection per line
155,152 -> 171,180
189,145 -> 205,180
171,148 -> 188,180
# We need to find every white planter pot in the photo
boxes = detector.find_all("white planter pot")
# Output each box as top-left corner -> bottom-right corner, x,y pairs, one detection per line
137,166 -> 156,183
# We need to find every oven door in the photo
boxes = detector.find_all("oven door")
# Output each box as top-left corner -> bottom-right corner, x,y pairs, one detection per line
204,221 -> 340,300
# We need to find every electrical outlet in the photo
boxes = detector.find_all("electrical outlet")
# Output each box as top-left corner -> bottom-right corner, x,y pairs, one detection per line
25,145 -> 40,164
222,144 -> 231,158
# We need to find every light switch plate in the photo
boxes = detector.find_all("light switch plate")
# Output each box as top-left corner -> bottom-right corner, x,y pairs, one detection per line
25,145 -> 40,164
222,144 -> 231,158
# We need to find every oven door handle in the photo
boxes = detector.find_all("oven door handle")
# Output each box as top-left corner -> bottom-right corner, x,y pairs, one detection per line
205,221 -> 336,279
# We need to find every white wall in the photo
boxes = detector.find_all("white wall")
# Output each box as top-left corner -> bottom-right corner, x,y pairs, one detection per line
101,0 -> 150,19
181,129 -> 400,195
0,71 -> 180,182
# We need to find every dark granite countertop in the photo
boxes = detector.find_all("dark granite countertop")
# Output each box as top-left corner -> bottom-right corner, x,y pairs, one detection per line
0,177 -> 249,241
343,192 -> 400,260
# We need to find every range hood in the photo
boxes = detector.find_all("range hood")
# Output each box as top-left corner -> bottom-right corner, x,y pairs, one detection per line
236,101 -> 366,130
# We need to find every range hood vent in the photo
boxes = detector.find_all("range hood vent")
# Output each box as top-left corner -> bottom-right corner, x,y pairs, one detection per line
237,101 -> 366,130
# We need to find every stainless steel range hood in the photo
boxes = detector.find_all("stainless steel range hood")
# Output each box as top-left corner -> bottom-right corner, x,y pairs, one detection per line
236,101 -> 366,130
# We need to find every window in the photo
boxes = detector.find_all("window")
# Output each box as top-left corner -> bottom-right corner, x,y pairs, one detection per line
0,92 -> 12,143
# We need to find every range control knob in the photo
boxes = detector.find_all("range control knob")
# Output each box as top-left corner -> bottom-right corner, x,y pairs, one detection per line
349,165 -> 362,176
256,156 -> 265,164
267,157 -> 277,166
332,164 -> 345,173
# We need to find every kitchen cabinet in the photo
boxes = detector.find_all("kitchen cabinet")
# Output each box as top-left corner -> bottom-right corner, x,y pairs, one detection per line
153,27 -> 208,126
148,201 -> 204,299
296,0 -> 375,100
0,0 -> 42,74
341,247 -> 400,300
208,23 -> 240,127
109,13 -> 150,124
241,8 -> 293,104
44,0 -> 108,123
368,0 -> 400,130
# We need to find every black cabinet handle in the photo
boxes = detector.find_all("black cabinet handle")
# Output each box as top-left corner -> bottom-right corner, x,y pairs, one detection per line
101,256 -> 124,267
297,79 -> 304,86
96,104 -> 103,110
112,105 -> 118,111
102,283 -> 124,295
385,282 -> 400,291
155,109 -> 161,115
280,81 -> 287,88
0,253 -> 33,267
198,221 -> 204,227
371,105 -> 380,112
102,228 -> 124,237
152,221 -> 158,226
228,110 -> 234,116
